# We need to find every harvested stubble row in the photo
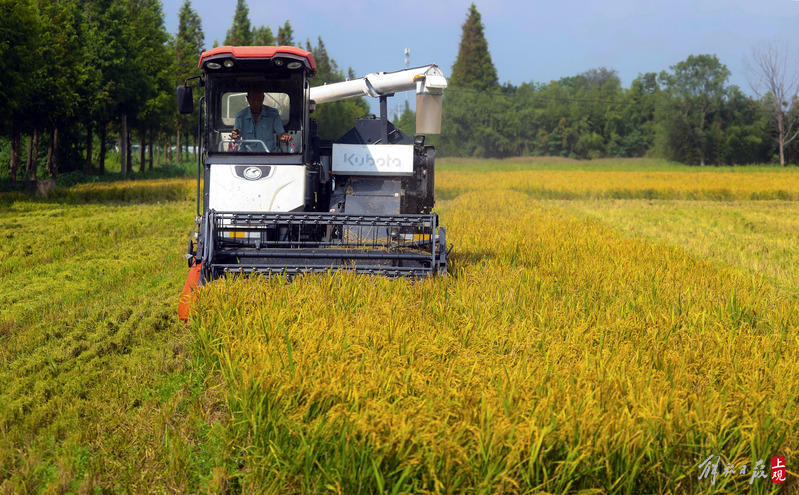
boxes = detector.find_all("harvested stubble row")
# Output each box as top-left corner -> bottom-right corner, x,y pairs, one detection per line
192,188 -> 798,493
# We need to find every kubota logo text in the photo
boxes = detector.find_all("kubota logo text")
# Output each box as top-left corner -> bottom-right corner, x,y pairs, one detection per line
331,144 -> 414,175
342,153 -> 403,168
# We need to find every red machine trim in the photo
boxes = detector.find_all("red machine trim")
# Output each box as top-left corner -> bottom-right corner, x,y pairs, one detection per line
198,45 -> 316,69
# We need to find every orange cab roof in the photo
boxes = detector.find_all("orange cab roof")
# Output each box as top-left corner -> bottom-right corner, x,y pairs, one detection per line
198,46 -> 316,69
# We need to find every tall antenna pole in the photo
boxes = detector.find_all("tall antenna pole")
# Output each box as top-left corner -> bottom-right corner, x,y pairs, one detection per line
404,48 -> 410,107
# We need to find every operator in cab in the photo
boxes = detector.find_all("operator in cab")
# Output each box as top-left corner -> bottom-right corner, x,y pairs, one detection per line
231,90 -> 291,151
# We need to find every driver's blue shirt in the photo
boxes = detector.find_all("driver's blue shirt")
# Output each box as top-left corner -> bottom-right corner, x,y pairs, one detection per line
234,106 -> 285,151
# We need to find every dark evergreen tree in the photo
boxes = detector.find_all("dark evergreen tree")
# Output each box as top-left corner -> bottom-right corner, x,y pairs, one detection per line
309,37 -> 336,83
175,0 -> 205,163
440,3 -> 502,157
225,0 -> 252,46
83,0 -> 136,174
0,0 -> 40,180
277,20 -> 294,46
253,25 -> 275,45
36,0 -> 86,178
449,3 -> 498,91
176,0 -> 204,70
124,0 -> 171,172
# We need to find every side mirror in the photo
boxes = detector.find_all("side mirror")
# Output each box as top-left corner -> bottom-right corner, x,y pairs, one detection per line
177,85 -> 194,114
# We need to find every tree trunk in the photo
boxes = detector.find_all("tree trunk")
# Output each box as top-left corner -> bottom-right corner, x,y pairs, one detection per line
780,140 -> 786,166
26,135 -> 33,171
52,127 -> 59,179
85,122 -> 93,174
126,129 -> 132,174
119,114 -> 127,177
139,125 -> 146,173
148,128 -> 154,171
779,112 -> 786,166
176,128 -> 182,162
99,121 -> 107,175
46,128 -> 54,176
156,132 -> 161,167
10,129 -> 21,182
46,127 -> 59,179
27,129 -> 39,181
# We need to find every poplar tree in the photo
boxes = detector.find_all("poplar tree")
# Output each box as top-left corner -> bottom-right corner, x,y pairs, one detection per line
449,3 -> 498,91
225,0 -> 252,46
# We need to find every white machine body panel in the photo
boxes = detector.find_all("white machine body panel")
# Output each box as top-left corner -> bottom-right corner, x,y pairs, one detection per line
208,164 -> 306,212
332,144 -> 414,176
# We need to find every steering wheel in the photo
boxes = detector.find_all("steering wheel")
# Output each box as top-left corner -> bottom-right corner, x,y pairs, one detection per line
226,136 -> 269,153
240,139 -> 269,153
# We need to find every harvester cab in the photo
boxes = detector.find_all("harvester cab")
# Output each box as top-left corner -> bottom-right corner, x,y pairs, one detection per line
177,45 -> 450,310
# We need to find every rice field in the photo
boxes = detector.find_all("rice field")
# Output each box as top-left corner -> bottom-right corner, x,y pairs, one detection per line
192,159 -> 799,493
1,158 -> 798,493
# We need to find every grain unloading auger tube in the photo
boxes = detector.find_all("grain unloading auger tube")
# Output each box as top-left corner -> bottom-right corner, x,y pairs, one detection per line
176,46 -> 451,322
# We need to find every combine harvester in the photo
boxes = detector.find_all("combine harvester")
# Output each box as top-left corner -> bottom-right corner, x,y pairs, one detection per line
177,46 -> 451,320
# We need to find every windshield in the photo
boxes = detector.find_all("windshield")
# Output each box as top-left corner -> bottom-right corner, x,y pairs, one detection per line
207,72 -> 304,155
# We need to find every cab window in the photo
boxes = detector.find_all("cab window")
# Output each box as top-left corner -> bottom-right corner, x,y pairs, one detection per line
207,72 -> 304,155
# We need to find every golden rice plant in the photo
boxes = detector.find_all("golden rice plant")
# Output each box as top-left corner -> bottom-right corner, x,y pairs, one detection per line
192,186 -> 798,493
547,198 -> 799,296
437,168 -> 799,201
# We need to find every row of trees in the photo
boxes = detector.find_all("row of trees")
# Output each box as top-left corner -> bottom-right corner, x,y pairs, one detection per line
0,0 -> 366,181
4,1 -> 798,180
1,0 -> 196,181
441,4 -> 799,165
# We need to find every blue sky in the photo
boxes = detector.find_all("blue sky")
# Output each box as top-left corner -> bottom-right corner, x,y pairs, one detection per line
163,0 -> 799,106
